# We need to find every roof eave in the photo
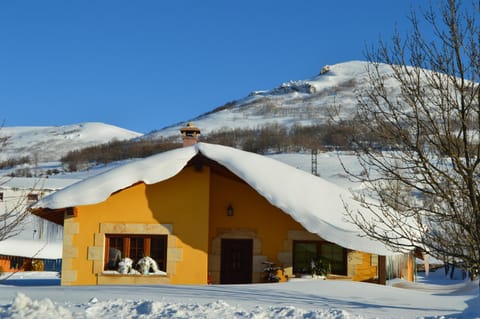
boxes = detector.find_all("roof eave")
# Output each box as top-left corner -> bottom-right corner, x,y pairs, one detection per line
30,208 -> 65,226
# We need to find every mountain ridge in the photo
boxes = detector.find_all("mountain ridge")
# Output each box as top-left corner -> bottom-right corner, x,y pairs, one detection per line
0,122 -> 142,162
144,61 -> 381,139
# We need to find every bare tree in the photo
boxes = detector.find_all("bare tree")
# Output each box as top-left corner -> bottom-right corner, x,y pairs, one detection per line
343,0 -> 480,274
0,176 -> 31,241
0,124 -> 37,241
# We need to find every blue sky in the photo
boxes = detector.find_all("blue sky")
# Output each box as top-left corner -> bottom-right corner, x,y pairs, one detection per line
1,1 -> 424,134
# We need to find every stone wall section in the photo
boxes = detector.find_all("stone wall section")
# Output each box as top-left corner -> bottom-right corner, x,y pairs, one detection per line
61,215 -> 79,285
85,222 -> 181,285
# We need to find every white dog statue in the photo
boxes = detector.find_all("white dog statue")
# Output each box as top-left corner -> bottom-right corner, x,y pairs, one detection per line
136,256 -> 160,274
118,257 -> 134,274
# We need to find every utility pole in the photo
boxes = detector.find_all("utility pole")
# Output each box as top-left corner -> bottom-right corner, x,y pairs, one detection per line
311,149 -> 318,176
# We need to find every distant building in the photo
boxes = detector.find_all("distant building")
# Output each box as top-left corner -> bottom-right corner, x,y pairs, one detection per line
0,177 -> 78,272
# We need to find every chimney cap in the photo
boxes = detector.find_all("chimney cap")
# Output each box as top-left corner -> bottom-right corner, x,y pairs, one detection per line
180,122 -> 201,147
180,122 -> 201,135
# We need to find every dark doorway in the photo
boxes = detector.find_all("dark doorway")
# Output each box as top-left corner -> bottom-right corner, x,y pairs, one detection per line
220,239 -> 253,284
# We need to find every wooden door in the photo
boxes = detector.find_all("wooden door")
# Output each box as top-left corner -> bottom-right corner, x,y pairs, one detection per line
220,239 -> 253,284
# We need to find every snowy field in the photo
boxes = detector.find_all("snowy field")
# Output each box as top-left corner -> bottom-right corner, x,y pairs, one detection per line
0,270 -> 478,318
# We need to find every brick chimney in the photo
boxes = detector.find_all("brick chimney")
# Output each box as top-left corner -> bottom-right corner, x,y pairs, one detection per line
180,122 -> 201,147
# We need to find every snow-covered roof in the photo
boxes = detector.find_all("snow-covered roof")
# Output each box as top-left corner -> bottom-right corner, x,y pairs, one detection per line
0,177 -> 79,191
0,239 -> 62,259
32,143 -> 396,255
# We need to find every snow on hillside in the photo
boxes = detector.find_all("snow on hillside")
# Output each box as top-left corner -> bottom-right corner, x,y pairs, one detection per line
0,122 -> 142,162
146,61 -> 393,139
268,152 -> 361,189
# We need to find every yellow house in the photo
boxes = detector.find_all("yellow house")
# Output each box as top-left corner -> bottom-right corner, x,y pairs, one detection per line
31,127 -> 404,286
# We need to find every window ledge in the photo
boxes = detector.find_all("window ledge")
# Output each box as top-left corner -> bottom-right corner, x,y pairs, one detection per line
97,272 -> 170,285
101,271 -> 167,277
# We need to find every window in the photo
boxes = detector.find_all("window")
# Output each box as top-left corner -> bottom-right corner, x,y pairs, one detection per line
27,193 -> 39,202
293,241 -> 347,276
104,234 -> 167,273
0,192 -> 3,201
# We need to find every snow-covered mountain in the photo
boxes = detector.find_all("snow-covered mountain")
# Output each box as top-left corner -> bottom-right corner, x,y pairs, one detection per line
146,61 -> 386,139
0,122 -> 142,162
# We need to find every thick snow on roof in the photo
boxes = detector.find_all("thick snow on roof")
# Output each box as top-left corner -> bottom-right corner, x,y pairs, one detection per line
32,146 -> 197,209
33,143 -> 396,255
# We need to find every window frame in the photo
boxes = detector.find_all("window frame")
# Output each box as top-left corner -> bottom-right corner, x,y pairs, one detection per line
27,193 -> 38,202
104,234 -> 167,273
292,240 -> 347,276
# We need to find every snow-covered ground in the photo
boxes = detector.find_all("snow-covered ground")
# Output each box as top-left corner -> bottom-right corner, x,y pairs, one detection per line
0,270 -> 477,318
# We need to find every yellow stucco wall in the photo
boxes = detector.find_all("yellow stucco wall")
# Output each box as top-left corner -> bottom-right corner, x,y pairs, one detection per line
62,166 -> 210,285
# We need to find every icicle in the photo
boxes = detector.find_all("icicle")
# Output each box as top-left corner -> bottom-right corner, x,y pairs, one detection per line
32,215 -> 63,241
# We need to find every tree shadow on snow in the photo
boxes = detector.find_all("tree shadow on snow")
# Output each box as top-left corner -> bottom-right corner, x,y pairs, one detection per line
128,283 -> 462,316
